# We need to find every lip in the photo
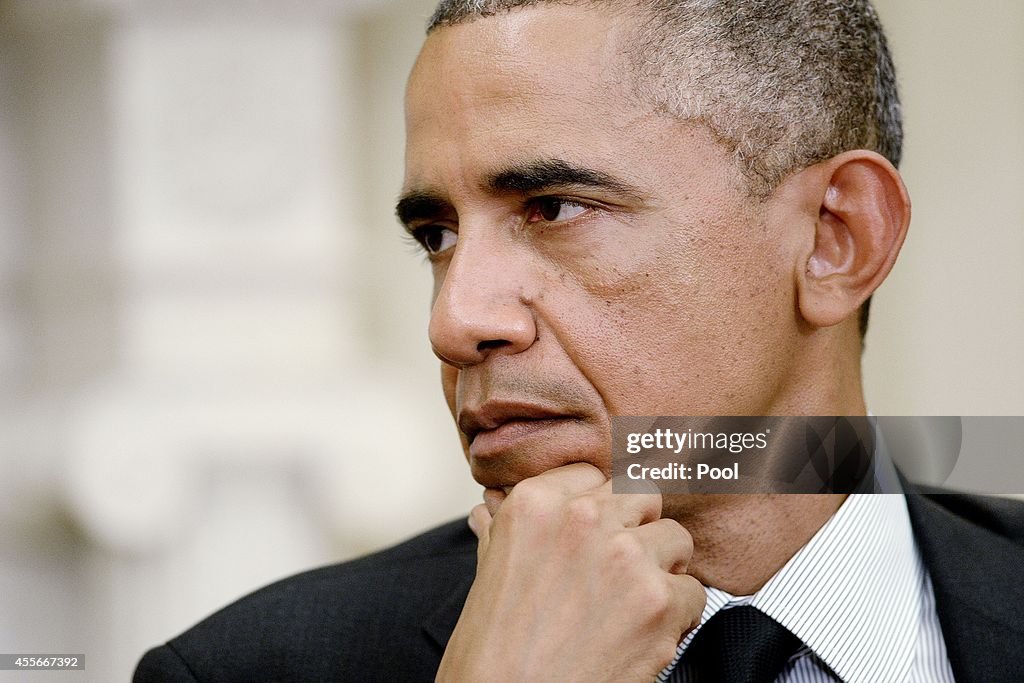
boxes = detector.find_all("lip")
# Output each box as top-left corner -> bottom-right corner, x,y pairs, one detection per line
470,417 -> 573,459
459,400 -> 576,458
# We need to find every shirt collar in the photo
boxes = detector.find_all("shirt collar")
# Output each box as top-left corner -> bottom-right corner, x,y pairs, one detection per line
663,494 -> 922,683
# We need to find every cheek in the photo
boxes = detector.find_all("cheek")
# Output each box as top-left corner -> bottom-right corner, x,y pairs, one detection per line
440,363 -> 474,458
441,363 -> 458,418
554,216 -> 796,415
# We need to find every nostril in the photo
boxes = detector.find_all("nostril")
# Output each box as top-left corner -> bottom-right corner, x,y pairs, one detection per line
477,339 -> 512,353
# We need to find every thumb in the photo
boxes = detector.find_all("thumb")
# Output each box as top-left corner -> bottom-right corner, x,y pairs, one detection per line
467,504 -> 493,555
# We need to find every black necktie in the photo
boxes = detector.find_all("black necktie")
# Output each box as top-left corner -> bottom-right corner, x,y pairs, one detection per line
682,605 -> 802,683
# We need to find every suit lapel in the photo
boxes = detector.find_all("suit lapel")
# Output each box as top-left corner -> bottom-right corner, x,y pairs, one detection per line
905,492 -> 1024,682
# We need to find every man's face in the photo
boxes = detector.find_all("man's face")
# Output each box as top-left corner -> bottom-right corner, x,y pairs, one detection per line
400,5 -> 803,496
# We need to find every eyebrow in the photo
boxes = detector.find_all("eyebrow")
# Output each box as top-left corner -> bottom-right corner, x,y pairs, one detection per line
395,191 -> 450,231
487,159 -> 641,197
395,158 -> 643,229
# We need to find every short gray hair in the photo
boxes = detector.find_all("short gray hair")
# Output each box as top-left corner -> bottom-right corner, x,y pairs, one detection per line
427,0 -> 902,197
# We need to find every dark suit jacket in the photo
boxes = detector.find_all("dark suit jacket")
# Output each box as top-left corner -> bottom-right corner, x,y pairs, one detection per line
135,493 -> 1024,682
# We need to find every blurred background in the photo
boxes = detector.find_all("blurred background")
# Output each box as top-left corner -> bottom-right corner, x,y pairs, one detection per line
0,0 -> 1021,680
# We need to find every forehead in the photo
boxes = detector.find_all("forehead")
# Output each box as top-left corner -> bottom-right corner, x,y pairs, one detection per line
410,5 -> 630,99
403,5 -> 650,191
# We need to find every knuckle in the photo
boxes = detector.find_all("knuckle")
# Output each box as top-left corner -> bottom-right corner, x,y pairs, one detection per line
503,479 -> 548,513
637,577 -> 673,618
564,495 -> 602,529
607,531 -> 645,566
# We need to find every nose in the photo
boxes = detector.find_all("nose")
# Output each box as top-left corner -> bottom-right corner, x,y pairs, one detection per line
428,235 -> 537,367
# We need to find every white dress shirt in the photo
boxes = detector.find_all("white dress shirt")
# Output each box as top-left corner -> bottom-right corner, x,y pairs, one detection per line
659,494 -> 956,682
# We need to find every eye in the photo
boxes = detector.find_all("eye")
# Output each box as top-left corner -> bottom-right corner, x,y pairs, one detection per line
412,225 -> 458,255
527,198 -> 589,223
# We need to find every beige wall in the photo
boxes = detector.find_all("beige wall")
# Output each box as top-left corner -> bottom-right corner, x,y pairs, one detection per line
0,1 -> 1021,680
865,0 -> 1024,415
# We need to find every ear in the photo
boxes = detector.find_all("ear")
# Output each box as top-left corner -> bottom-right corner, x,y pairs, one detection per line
794,150 -> 911,329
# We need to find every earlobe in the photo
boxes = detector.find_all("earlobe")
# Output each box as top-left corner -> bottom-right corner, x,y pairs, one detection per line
796,151 -> 911,329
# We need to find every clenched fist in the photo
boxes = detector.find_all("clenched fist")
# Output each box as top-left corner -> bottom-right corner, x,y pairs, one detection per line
437,463 -> 706,682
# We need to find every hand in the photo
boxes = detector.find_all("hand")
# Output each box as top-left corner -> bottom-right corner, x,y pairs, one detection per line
437,463 -> 706,682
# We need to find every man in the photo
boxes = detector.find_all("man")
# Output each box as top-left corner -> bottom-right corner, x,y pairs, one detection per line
135,1 -> 1024,681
